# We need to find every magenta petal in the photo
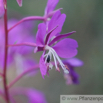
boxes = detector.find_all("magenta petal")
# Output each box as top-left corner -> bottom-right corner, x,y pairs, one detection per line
39,53 -> 47,78
26,89 -> 47,103
53,38 -> 78,58
47,11 -> 66,42
36,23 -> 46,46
16,0 -> 22,7
0,0 -> 4,18
45,0 -> 59,15
45,25 -> 58,44
49,31 -> 76,46
66,58 -> 84,67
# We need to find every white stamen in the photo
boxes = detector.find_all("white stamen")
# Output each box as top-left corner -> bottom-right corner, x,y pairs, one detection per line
52,51 -> 58,69
44,45 -> 69,74
51,48 -> 69,74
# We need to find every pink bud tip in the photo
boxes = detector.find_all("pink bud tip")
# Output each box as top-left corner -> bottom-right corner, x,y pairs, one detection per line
0,0 -> 4,18
16,0 -> 22,7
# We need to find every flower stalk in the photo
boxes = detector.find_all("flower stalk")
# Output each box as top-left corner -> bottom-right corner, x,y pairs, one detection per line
3,0 -> 10,103
8,16 -> 44,32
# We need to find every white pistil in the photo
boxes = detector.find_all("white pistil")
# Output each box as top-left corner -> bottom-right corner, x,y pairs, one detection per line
44,45 -> 69,74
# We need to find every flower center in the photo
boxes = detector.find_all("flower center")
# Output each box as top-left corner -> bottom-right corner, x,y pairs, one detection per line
44,45 -> 69,74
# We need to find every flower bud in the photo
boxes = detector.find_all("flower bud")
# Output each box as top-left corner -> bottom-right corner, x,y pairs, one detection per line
0,0 -> 4,18
16,0 -> 22,7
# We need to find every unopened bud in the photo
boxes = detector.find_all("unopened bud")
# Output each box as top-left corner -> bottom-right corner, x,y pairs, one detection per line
0,0 -> 4,18
16,0 -> 22,7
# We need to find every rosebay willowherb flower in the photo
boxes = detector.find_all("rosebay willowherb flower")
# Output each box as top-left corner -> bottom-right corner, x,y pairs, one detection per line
63,58 -> 84,84
35,11 -> 78,78
11,10 -> 78,78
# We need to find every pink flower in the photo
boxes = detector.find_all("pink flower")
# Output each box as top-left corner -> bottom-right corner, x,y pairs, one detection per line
9,11 -> 78,78
35,11 -> 78,78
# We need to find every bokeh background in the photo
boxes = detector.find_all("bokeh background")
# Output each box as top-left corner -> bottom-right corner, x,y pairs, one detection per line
1,0 -> 103,103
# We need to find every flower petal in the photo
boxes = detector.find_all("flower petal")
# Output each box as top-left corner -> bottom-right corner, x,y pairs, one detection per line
53,38 -> 78,58
16,0 -> 22,7
65,70 -> 79,85
26,89 -> 47,103
0,0 -> 4,18
45,0 -> 59,15
36,23 -> 46,46
49,31 -> 76,46
39,53 -> 47,78
65,58 -> 84,67
47,11 -> 66,42
64,64 -> 80,85
45,25 -> 58,44
70,68 -> 79,84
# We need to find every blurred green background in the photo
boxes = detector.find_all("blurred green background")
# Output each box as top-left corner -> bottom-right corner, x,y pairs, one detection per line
3,0 -> 103,103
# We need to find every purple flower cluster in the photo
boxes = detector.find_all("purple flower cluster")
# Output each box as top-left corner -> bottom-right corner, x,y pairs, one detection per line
0,19 -> 36,74
0,0 -> 83,103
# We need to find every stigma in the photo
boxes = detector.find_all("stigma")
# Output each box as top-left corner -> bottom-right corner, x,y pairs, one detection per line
44,45 -> 69,74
